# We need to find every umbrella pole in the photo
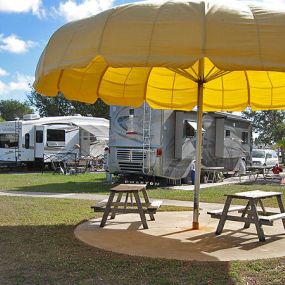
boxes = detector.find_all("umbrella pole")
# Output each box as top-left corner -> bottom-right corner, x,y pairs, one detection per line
192,58 -> 204,230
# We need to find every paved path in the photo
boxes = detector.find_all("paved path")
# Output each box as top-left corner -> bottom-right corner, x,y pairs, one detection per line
0,189 -> 280,212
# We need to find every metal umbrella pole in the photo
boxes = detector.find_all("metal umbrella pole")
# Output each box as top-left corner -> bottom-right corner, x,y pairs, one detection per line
192,58 -> 204,230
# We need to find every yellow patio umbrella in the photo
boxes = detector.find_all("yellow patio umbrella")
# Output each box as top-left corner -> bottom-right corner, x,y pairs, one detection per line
33,0 -> 285,229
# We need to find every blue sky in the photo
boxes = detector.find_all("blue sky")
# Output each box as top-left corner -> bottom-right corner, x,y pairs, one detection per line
0,0 -> 140,102
0,0 -> 283,103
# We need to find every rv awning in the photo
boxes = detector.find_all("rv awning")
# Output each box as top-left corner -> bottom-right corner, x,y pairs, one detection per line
186,121 -> 205,132
73,123 -> 109,140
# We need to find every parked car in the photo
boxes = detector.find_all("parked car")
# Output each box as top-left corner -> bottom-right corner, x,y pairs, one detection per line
251,149 -> 279,166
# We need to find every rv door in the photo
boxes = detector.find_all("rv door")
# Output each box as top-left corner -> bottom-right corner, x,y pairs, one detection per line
34,126 -> 45,159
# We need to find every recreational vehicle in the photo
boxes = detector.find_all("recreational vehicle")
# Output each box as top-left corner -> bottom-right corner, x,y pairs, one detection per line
108,104 -> 251,181
0,114 -> 109,167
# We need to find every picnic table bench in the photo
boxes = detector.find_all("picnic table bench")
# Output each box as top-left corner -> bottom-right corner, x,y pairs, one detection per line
207,190 -> 285,241
91,184 -> 163,229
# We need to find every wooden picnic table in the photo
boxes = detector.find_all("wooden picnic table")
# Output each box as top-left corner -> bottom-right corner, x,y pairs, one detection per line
94,184 -> 162,229
202,166 -> 224,183
208,190 -> 285,241
246,165 -> 272,182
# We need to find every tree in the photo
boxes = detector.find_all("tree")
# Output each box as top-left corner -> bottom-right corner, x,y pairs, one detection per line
243,109 -> 285,162
242,109 -> 285,145
0,100 -> 32,121
27,90 -> 109,118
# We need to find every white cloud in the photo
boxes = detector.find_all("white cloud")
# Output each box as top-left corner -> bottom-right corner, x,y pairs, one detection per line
241,0 -> 285,5
55,0 -> 115,22
0,67 -> 9,77
0,34 -> 37,54
0,0 -> 45,17
0,73 -> 34,96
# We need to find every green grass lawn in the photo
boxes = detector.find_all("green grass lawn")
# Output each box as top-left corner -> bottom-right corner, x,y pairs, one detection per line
0,196 -> 284,285
0,172 -> 110,193
1,172 -> 285,207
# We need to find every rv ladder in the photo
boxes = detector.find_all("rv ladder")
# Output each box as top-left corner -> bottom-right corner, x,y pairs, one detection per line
142,103 -> 152,174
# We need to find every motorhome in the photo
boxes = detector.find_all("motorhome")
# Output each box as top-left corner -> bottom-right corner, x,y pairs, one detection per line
0,114 -> 109,167
108,104 -> 251,181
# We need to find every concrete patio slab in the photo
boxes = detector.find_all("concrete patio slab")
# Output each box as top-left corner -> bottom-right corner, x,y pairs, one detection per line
75,211 -> 285,261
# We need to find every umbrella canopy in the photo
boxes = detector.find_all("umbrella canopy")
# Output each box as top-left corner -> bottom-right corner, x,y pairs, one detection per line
33,0 -> 285,229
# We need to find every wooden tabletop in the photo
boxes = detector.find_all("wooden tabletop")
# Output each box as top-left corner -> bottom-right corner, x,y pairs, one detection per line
110,184 -> 147,192
202,167 -> 224,171
226,190 -> 282,199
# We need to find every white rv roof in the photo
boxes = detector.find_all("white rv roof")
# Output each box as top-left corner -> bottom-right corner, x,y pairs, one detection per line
9,116 -> 109,139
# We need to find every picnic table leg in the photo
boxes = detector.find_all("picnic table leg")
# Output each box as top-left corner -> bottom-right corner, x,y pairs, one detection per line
249,199 -> 266,242
133,191 -> 148,229
258,199 -> 267,215
142,188 -> 155,221
100,191 -> 116,227
124,193 -> 129,211
276,195 -> 285,229
216,196 -> 232,235
110,192 -> 123,219
254,172 -> 259,182
242,202 -> 251,229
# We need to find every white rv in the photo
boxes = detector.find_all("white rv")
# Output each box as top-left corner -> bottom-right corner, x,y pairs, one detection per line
108,105 -> 251,180
0,114 -> 109,167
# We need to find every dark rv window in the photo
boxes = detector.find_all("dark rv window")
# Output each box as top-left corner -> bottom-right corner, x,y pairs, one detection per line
242,132 -> 249,144
47,129 -> 65,142
225,130 -> 231,137
129,108 -> 134,116
0,134 -> 19,148
184,121 -> 195,138
25,133 -> 30,149
36,130 -> 43,143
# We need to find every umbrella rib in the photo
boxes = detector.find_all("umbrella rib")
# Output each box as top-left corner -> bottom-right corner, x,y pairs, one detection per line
97,8 -> 117,53
221,75 -> 224,111
244,71 -> 251,106
146,2 -> 169,64
206,70 -> 232,82
122,68 -> 133,98
266,71 -> 274,107
190,67 -> 199,79
97,65 -> 109,99
171,72 -> 177,108
168,68 -> 197,82
204,65 -> 216,81
56,70 -> 64,91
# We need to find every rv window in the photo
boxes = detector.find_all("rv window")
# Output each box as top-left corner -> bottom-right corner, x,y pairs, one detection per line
184,121 -> 195,138
47,129 -> 65,142
266,153 -> 272,159
25,133 -> 30,149
242,132 -> 249,144
90,134 -> 97,143
225,130 -> 231,137
36,130 -> 43,143
0,134 -> 19,148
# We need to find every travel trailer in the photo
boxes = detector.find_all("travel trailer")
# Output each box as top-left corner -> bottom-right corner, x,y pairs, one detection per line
108,104 -> 251,181
0,114 -> 109,167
